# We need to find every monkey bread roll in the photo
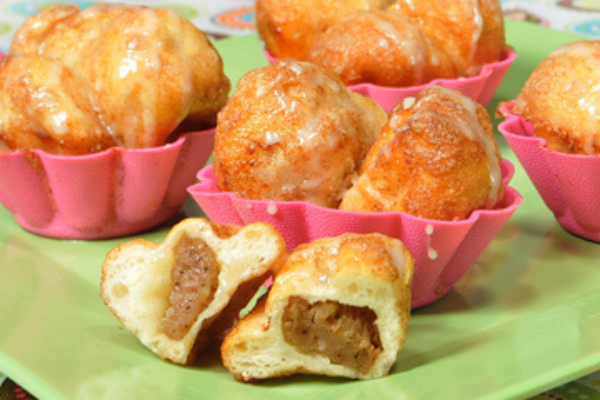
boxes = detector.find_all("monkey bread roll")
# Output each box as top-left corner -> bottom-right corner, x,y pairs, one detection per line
213,58 -> 387,209
511,40 -> 600,155
498,40 -> 600,242
190,84 -> 522,308
101,218 -> 287,365
340,86 -> 504,221
221,232 -> 414,382
305,10 -> 457,88
387,0 -> 506,78
258,0 -> 514,111
255,0 -> 395,61
4,2 -> 230,152
0,53 -> 116,155
0,3 -> 229,239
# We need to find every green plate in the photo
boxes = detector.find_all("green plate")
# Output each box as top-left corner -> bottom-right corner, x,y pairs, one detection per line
2,18 -> 600,400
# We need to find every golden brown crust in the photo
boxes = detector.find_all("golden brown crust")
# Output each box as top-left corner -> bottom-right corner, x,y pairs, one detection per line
278,233 -> 403,285
9,4 -> 79,54
0,54 -> 116,155
221,233 -> 414,382
513,40 -> 600,155
306,11 -> 457,87
2,3 -> 230,154
340,86 -> 504,220
388,0 -> 505,76
213,58 -> 387,208
257,0 -> 504,87
221,296 -> 270,382
208,222 -> 242,240
255,0 -> 394,60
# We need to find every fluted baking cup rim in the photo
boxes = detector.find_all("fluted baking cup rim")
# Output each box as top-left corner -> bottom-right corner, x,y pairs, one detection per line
498,101 -> 600,158
188,159 -> 523,308
499,101 -> 600,242
0,128 -> 216,240
191,159 -> 518,226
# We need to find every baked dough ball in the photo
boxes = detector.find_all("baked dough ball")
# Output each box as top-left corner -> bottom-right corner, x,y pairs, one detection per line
0,54 -> 116,155
1,3 -> 230,154
221,232 -> 414,382
387,0 -> 505,77
306,10 -> 457,87
340,86 -> 504,220
101,218 -> 286,365
513,40 -> 600,155
213,58 -> 387,208
255,0 -> 394,60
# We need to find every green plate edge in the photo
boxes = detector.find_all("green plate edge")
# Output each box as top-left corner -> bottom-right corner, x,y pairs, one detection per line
1,18 -> 600,400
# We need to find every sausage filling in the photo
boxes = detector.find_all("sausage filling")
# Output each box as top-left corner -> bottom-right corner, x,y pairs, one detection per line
282,296 -> 382,374
160,233 -> 219,340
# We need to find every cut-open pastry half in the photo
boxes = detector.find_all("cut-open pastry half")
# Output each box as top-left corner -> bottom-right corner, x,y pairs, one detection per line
221,232 -> 414,381
101,218 -> 287,365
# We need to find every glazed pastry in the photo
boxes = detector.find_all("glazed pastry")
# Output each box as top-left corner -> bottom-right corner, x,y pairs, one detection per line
258,0 -> 505,87
0,54 -> 116,155
387,0 -> 505,77
101,218 -> 286,365
255,0 -> 394,60
213,58 -> 387,208
1,3 -> 230,154
221,232 -> 414,382
512,40 -> 600,155
306,10 -> 457,87
340,86 -> 504,220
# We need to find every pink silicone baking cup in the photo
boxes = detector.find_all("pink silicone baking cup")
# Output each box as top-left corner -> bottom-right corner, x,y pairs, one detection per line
499,101 -> 600,242
0,129 -> 215,240
264,48 -> 516,111
188,161 -> 522,308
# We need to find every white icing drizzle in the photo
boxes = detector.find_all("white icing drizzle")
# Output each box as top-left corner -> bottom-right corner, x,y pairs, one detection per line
468,0 -> 484,74
425,224 -> 438,260
253,59 -> 366,206
288,60 -> 304,75
50,112 -> 69,135
134,9 -> 161,147
386,243 -> 406,275
44,61 -> 63,88
360,12 -> 426,81
415,87 -> 502,206
403,97 -> 416,110
378,37 -> 390,50
265,131 -> 281,145
403,0 -> 416,11
359,12 -> 403,43
425,224 -> 434,235
266,202 -> 278,216
27,61 -> 70,136
119,57 -> 137,79
255,84 -> 269,97
296,112 -> 321,147
389,112 -> 405,130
